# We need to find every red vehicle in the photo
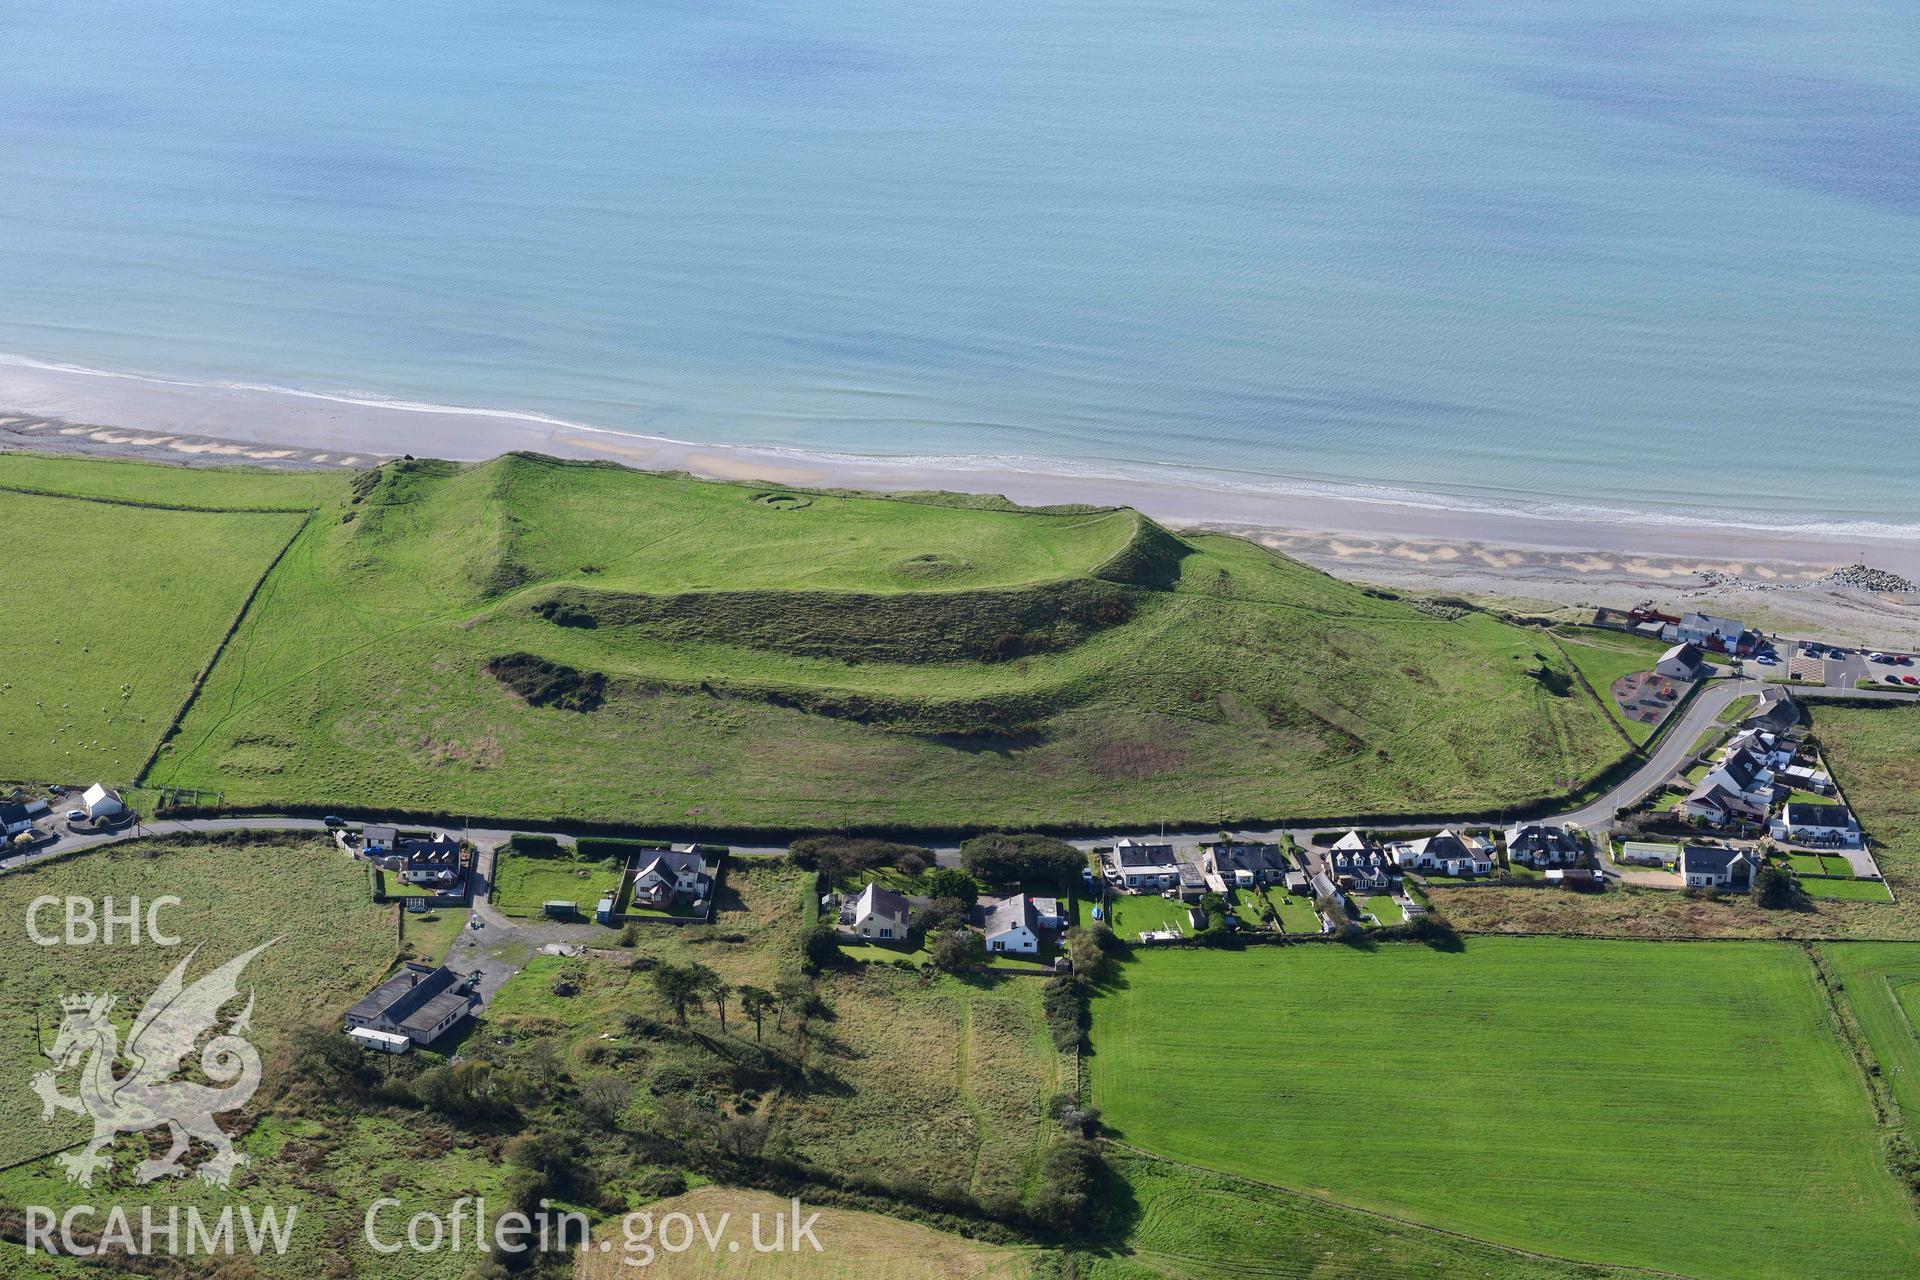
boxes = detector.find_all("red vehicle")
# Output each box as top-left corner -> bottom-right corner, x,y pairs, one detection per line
1905,676 -> 1919,687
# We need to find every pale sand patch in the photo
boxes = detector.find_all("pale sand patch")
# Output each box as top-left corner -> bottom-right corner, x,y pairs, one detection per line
243,449 -> 296,459
1389,543 -> 1439,563
1475,549 -> 1525,568
1558,555 -> 1614,574
310,454 -> 330,462
1621,558 -> 1690,579
682,451 -> 830,486
168,440 -> 249,456
1327,539 -> 1380,559
59,426 -> 90,435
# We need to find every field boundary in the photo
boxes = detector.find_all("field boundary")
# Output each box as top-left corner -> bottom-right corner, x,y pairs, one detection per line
132,512 -> 314,786
1103,1144 -> 1698,1280
0,481 -> 314,515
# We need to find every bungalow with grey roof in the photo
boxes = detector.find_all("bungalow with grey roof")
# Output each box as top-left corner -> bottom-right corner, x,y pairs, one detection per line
345,962 -> 481,1050
1679,844 -> 1754,891
1111,838 -> 1181,892
1503,823 -> 1582,869
1655,642 -> 1706,681
979,895 -> 1040,954
1390,830 -> 1494,877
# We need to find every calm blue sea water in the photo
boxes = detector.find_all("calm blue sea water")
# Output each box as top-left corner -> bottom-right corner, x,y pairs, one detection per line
1,0 -> 1916,531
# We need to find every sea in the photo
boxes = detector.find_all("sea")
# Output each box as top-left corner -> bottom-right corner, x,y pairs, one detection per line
2,0 -> 1917,536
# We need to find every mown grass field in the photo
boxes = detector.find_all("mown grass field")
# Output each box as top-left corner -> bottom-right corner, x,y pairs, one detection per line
0,489 -> 308,782
1820,943 -> 1920,1143
1088,940 -> 1920,1280
119,452 -> 1628,829
1087,1154 -> 1652,1280
492,846 -> 628,917
576,1186 -> 1037,1280
0,836 -> 394,1167
0,451 -> 346,510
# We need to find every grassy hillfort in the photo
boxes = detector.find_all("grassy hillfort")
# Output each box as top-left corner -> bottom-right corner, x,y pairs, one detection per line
4,450 -> 1627,829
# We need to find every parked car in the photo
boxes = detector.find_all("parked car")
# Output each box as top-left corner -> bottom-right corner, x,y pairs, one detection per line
322,814 -> 347,828
1756,654 -> 1779,666
1905,676 -> 1919,687
1869,653 -> 1888,663
1888,675 -> 1906,685
64,809 -> 85,823
46,784 -> 64,796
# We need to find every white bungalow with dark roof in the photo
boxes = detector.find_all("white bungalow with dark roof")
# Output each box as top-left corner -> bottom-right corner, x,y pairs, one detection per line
1111,838 -> 1181,892
81,784 -> 125,821
842,883 -> 911,941
1678,844 -> 1754,891
1391,830 -> 1494,877
1655,642 -> 1706,681
1326,831 -> 1392,890
1770,803 -> 1861,848
1503,823 -> 1582,869
980,895 -> 1040,954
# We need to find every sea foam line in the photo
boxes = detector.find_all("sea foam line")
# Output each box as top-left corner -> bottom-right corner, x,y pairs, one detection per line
2,350 -> 1917,544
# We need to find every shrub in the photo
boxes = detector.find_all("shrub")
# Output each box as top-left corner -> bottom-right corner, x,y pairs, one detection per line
925,866 -> 978,905
484,653 -> 606,712
508,833 -> 563,858
576,836 -> 670,860
1041,976 -> 1088,1051
929,928 -> 984,971
789,835 -> 930,880
959,833 -> 1083,888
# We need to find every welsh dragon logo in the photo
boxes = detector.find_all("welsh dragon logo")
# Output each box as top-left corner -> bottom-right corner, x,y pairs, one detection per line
31,941 -> 278,1188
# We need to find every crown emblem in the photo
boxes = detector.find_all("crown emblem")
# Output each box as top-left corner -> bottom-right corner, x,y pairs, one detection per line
60,993 -> 111,1014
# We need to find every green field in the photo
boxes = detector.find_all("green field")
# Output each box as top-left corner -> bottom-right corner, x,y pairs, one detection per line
1821,943 -> 1920,1143
1088,1154 -> 1652,1280
1801,877 -> 1895,901
1088,940 -> 1920,1280
1551,627 -> 1674,743
0,488 -> 308,781
98,452 -> 1629,829
490,845 -> 627,917
0,836 -> 395,1167
1100,893 -> 1191,937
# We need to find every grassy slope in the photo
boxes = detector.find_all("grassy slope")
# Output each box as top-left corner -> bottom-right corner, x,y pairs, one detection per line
1551,626 -> 1674,744
0,837 -> 394,1166
1435,702 -> 1920,941
769,966 -> 1062,1209
146,453 -> 1624,828
1087,940 -> 1920,1280
0,490 -> 307,781
1090,1154 -> 1652,1280
1821,942 -> 1920,1144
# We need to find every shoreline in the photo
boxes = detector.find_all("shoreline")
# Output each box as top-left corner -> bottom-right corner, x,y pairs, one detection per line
6,367 -> 1920,645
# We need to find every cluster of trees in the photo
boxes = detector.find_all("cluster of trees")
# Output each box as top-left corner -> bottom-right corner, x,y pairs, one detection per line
789,835 -> 932,880
649,961 -> 818,1044
958,832 -> 1083,888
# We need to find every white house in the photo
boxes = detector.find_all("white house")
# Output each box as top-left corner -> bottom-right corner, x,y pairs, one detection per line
629,845 -> 713,909
1111,838 -> 1181,892
1655,642 -> 1706,681
1391,830 -> 1494,877
981,895 -> 1040,954
842,883 -> 911,941
81,784 -> 126,821
0,803 -> 33,837
1031,896 -> 1067,931
1770,803 -> 1862,848
1667,612 -> 1748,653
1696,745 -> 1775,810
1503,824 -> 1582,869
1678,844 -> 1754,891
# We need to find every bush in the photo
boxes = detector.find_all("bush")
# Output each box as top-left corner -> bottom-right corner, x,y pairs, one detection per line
959,833 -> 1084,888
925,866 -> 978,906
789,835 -> 931,881
1753,863 -> 1798,909
508,833 -> 563,858
1041,976 -> 1088,1051
929,928 -> 984,971
800,919 -> 841,973
576,836 -> 670,860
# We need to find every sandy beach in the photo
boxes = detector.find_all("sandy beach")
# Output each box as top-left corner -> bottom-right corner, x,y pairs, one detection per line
6,360 -> 1920,646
